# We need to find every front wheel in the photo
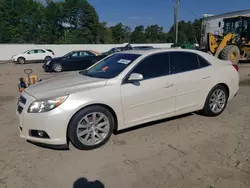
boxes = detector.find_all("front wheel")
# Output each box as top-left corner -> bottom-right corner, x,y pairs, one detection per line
201,85 -> 229,117
52,63 -> 63,72
17,57 -> 26,64
68,106 -> 114,150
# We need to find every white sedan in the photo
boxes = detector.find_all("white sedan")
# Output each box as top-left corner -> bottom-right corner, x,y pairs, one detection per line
16,48 -> 239,150
12,49 -> 55,64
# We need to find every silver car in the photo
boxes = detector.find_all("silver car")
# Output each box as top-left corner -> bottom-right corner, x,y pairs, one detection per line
17,48 -> 239,150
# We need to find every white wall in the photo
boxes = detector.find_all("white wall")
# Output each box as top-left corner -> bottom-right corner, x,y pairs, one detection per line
0,43 -> 173,61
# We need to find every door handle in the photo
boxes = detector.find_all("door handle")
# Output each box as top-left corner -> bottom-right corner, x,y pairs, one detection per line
164,84 -> 174,88
202,76 -> 210,79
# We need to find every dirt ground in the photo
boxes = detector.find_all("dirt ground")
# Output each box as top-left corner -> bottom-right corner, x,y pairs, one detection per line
0,62 -> 250,188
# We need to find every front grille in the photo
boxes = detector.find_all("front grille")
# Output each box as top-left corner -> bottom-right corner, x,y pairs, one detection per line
17,105 -> 23,114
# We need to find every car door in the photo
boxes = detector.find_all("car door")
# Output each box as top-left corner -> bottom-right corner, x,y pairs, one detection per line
168,51 -> 212,114
76,51 -> 97,70
121,52 -> 176,126
25,50 -> 37,61
63,51 -> 82,70
36,49 -> 46,60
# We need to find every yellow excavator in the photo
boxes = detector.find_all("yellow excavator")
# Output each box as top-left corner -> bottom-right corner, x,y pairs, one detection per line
207,16 -> 250,64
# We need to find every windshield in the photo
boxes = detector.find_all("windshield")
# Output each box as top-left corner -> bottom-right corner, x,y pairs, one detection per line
80,53 -> 141,79
63,51 -> 74,58
224,18 -> 243,35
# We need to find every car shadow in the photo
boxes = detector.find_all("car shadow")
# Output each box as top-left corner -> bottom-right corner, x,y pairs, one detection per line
73,177 -> 105,188
115,112 -> 194,135
27,140 -> 70,151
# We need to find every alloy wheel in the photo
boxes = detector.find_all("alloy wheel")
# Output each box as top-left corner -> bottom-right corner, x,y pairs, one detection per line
209,89 -> 226,114
76,112 -> 110,146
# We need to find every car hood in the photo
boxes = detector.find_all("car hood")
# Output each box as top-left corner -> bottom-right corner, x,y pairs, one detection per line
25,72 -> 108,99
51,57 -> 63,61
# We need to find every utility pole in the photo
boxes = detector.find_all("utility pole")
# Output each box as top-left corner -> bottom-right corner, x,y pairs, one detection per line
175,0 -> 180,44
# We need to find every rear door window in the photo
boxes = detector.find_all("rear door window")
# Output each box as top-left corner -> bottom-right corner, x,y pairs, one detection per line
169,52 -> 200,74
197,55 -> 210,68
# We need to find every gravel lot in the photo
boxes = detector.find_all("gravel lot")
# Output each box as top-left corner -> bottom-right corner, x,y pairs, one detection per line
0,63 -> 250,188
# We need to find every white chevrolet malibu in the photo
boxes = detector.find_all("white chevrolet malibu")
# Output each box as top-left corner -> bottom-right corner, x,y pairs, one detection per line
17,49 -> 239,150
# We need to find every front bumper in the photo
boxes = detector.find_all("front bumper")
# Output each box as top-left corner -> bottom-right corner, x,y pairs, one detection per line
42,64 -> 52,72
17,92 -> 70,146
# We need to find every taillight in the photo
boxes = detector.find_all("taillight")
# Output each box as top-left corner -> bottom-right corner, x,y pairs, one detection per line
232,64 -> 239,72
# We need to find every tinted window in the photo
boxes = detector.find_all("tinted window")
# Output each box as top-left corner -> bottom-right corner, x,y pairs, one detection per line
71,51 -> 92,57
197,55 -> 210,68
131,53 -> 170,80
37,49 -> 45,53
28,50 -> 36,54
81,53 -> 141,79
46,49 -> 53,53
169,52 -> 199,74
71,52 -> 80,57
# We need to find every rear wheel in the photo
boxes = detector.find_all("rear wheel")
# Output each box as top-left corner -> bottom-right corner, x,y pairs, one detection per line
68,105 -> 114,150
201,85 -> 229,117
219,45 -> 240,64
17,57 -> 26,64
52,63 -> 63,72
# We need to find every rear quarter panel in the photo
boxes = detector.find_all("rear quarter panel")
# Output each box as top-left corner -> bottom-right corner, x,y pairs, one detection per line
195,52 -> 239,108
205,58 -> 239,100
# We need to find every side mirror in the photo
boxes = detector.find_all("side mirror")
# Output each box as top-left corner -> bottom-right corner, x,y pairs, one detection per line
128,73 -> 143,82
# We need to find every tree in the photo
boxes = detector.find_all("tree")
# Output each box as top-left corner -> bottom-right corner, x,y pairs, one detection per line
193,19 -> 202,44
167,19 -> 202,44
110,23 -> 131,44
0,0 -> 202,45
0,0 -> 43,43
38,0 -> 64,44
98,22 -> 113,44
61,0 -> 100,44
130,25 -> 146,43
144,24 -> 167,43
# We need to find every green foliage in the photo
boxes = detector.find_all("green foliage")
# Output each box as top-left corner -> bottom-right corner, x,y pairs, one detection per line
0,0 -> 202,44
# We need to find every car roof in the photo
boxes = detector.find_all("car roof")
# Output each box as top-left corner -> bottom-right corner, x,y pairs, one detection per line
118,48 -> 219,64
122,48 -> 213,55
117,48 -> 199,55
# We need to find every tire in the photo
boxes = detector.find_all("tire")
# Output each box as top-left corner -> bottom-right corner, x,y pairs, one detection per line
219,45 -> 240,64
68,105 -> 115,150
17,57 -> 26,64
44,56 -> 52,62
52,63 -> 63,72
201,85 -> 229,117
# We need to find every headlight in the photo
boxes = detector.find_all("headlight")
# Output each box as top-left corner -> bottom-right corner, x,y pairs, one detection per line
27,96 -> 68,113
46,60 -> 51,65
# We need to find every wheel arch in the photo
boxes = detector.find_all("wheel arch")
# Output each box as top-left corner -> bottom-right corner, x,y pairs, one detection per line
202,82 -> 230,110
17,56 -> 26,60
45,55 -> 52,59
66,103 -> 118,143
217,83 -> 230,97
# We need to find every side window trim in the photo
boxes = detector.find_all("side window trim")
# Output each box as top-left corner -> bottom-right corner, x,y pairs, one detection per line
122,52 -> 170,84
